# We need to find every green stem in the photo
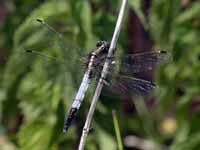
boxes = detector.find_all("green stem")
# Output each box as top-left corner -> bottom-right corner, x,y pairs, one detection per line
112,110 -> 123,150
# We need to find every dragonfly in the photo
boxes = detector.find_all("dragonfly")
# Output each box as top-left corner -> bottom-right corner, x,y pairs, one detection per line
9,19 -> 171,133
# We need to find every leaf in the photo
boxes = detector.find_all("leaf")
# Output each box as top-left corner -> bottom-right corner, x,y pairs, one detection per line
18,119 -> 55,150
171,131 -> 200,150
13,0 -> 71,48
79,1 -> 97,48
95,125 -> 116,150
177,2 -> 200,24
149,0 -> 181,47
2,1 -> 95,148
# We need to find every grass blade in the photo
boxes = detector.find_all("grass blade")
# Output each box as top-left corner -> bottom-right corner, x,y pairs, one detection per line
112,110 -> 123,150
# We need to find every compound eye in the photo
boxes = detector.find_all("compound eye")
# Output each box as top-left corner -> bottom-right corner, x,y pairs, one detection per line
96,41 -> 103,47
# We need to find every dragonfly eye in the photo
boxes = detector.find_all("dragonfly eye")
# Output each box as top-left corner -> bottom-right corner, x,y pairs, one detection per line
96,41 -> 103,47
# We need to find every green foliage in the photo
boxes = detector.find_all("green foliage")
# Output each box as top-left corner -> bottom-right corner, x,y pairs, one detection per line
1,0 -> 119,149
0,0 -> 200,149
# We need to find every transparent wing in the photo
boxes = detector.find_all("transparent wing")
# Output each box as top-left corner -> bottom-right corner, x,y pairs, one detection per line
2,19 -> 90,95
104,75 -> 156,97
119,50 -> 172,74
36,19 -> 89,61
10,49 -> 86,81
4,18 -> 90,80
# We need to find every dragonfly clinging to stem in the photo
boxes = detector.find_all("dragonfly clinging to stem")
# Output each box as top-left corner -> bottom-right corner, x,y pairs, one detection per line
9,19 -> 172,133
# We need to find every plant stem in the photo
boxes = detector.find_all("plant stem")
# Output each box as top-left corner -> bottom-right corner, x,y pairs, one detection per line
78,0 -> 128,149
112,110 -> 124,150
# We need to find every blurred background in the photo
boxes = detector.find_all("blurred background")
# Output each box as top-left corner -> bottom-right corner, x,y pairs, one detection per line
0,0 -> 200,150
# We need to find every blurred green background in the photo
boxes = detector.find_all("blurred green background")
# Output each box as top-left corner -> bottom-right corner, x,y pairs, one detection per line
0,0 -> 200,149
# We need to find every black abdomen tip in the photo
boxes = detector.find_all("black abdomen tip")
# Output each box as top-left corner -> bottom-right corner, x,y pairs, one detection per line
63,108 -> 78,133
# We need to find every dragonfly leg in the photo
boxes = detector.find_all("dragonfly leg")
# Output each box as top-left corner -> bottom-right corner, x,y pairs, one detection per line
102,79 -> 110,86
99,77 -> 110,86
89,127 -> 94,133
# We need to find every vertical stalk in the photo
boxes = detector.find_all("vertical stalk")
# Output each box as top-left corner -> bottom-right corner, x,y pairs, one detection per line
112,110 -> 124,150
78,0 -> 128,149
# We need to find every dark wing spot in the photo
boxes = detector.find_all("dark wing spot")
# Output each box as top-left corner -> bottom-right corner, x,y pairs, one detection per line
160,50 -> 167,54
36,18 -> 43,23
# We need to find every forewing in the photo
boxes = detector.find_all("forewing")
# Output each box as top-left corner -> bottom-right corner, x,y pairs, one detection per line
10,50 -> 85,81
120,50 -> 172,74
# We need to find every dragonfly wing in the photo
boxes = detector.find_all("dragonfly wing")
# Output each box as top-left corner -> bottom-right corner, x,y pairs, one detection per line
11,50 -> 85,81
106,75 -> 156,96
9,18 -> 89,77
120,50 -> 172,74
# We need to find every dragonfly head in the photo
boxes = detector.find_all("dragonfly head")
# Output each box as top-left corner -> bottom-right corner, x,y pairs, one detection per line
96,41 -> 110,50
95,41 -> 110,57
